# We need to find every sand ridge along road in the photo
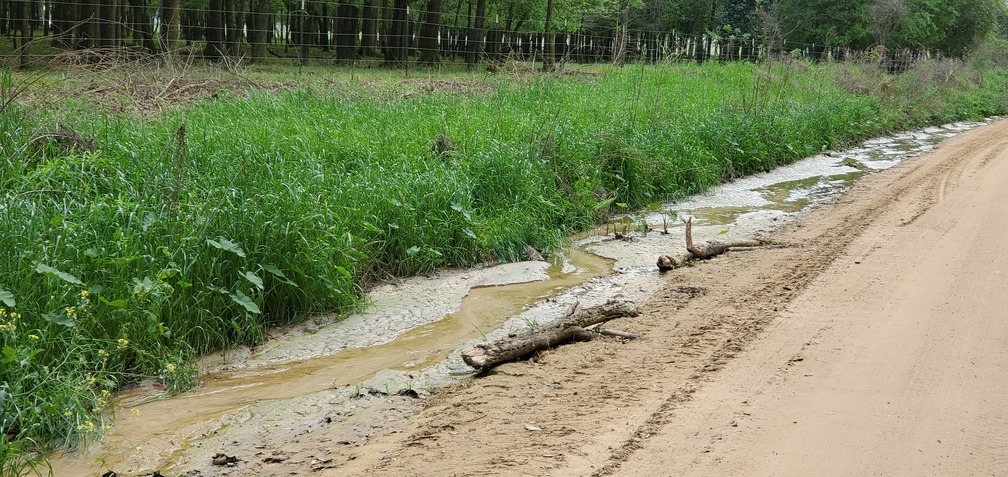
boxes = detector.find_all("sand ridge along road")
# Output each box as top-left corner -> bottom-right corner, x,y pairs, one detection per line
307,119 -> 1008,477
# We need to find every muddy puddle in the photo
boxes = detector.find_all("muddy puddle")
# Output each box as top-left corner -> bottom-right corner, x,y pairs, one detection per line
49,119 -> 992,476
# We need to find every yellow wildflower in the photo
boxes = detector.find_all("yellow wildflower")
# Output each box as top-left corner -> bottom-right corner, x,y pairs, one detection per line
166,363 -> 177,374
28,334 -> 39,340
81,290 -> 90,298
97,349 -> 109,359
65,307 -> 76,317
117,338 -> 129,347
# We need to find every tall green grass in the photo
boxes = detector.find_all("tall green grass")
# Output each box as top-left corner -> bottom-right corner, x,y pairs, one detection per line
1,59 -> 1007,467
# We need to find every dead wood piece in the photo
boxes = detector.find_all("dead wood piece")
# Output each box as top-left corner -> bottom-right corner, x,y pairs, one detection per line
656,254 -> 677,271
654,220 -> 774,271
462,300 -> 639,371
29,124 -> 96,153
683,216 -> 728,259
525,245 -> 545,262
597,328 -> 640,339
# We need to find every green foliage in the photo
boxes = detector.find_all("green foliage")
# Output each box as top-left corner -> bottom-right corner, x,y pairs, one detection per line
1,59 -> 1007,468
939,0 -> 1004,56
779,0 -> 871,49
779,0 -> 1005,56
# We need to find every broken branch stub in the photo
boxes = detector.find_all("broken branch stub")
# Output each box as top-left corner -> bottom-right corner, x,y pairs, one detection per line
657,254 -> 677,271
683,216 -> 729,259
655,217 -> 768,271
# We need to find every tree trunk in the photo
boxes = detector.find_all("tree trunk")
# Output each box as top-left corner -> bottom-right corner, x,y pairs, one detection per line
178,7 -> 195,43
49,0 -> 61,45
161,0 -> 180,53
131,0 -> 156,52
418,0 -> 442,65
230,0 -> 248,58
0,1 -> 7,36
612,4 -> 629,66
541,0 -> 555,71
283,2 -> 290,53
51,0 -> 66,46
464,0 -> 484,67
359,0 -> 380,56
70,0 -> 80,44
334,1 -> 360,60
42,0 -> 49,37
249,0 -> 268,62
205,0 -> 224,58
97,0 -> 116,47
15,0 -> 30,68
221,0 -> 234,55
383,0 -> 409,66
116,0 -> 126,46
317,1 -> 330,52
461,300 -> 640,371
77,0 -> 98,48
297,1 -> 313,62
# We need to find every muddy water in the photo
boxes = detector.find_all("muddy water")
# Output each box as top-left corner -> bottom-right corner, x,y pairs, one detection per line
673,122 -> 985,230
49,249 -> 612,476
587,120 -> 992,272
48,120 -> 991,476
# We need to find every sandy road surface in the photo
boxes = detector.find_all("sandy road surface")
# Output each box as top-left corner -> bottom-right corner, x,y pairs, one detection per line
614,120 -> 1008,476
317,119 -> 1008,477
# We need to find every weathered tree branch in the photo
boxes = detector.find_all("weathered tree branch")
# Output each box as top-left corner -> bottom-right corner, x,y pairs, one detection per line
656,217 -> 766,271
683,216 -> 729,258
462,300 -> 640,371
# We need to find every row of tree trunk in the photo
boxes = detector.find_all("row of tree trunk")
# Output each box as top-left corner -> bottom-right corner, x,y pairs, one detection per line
2,0 -> 773,68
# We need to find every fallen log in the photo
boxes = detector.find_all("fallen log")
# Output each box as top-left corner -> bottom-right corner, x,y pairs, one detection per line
462,300 -> 640,371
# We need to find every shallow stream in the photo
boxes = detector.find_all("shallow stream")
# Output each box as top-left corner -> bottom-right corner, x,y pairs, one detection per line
49,120 -> 990,475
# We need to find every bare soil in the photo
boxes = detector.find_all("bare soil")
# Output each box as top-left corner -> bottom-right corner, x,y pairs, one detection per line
270,119 -> 1008,476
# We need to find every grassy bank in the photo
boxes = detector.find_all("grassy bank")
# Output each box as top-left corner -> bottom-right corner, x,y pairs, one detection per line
2,57 -> 1007,467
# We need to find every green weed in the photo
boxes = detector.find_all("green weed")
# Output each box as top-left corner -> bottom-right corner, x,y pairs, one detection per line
0,59 -> 1006,467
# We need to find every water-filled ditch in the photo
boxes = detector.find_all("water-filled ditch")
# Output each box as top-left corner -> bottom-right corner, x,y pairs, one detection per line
49,119 -> 989,475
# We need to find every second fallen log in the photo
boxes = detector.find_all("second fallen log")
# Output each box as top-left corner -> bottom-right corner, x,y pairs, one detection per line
461,300 -> 640,371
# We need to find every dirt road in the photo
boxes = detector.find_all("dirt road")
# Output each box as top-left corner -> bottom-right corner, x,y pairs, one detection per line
314,119 -> 1008,476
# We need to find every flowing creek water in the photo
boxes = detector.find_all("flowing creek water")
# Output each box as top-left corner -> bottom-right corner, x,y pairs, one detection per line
48,120 -> 991,476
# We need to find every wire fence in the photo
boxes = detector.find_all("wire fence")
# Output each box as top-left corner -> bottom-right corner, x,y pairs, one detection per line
0,4 -> 937,71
